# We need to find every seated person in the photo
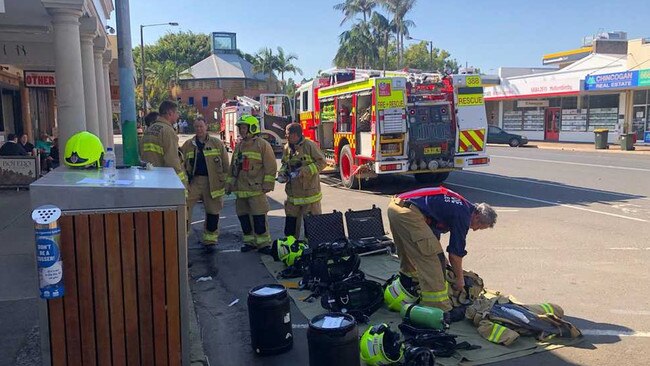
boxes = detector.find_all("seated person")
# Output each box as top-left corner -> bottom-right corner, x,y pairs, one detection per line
19,134 -> 35,155
35,133 -> 53,171
0,133 -> 27,156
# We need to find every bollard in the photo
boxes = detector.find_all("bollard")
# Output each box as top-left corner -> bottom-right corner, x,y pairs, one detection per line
32,205 -> 64,299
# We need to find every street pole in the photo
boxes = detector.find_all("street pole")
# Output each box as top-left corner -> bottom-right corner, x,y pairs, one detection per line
429,41 -> 433,72
140,25 -> 146,116
115,0 -> 139,165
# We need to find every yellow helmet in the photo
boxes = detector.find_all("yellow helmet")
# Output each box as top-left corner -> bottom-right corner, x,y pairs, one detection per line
360,324 -> 404,365
275,236 -> 307,266
236,114 -> 261,135
384,275 -> 419,312
64,131 -> 104,168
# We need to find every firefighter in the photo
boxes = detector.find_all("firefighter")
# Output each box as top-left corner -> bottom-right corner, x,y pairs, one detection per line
226,115 -> 277,253
180,117 -> 229,246
141,100 -> 188,187
386,187 -> 497,319
277,123 -> 327,238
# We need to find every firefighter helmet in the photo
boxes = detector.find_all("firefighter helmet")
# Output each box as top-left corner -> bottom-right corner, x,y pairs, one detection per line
384,275 -> 419,312
236,114 -> 260,135
64,131 -> 104,168
359,323 -> 403,365
275,236 -> 306,266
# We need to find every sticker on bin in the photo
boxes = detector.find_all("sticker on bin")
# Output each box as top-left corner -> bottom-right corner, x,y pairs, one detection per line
253,286 -> 283,296
322,316 -> 345,329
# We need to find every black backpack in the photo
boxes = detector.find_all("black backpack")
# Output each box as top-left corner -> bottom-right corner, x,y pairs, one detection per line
300,241 -> 361,295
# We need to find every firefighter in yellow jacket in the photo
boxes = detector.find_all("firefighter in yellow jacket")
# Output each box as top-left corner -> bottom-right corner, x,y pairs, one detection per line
180,117 -> 229,246
226,115 -> 277,253
277,123 -> 326,238
141,101 -> 188,186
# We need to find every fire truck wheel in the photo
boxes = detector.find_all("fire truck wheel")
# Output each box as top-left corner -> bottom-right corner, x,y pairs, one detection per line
339,145 -> 358,189
414,172 -> 450,185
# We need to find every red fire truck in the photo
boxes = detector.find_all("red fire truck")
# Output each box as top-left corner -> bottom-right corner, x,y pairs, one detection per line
217,94 -> 293,152
294,68 -> 490,188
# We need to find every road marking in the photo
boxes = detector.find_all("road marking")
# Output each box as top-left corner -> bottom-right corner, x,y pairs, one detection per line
191,220 -> 205,225
219,249 -> 240,253
446,183 -> 649,223
491,155 -> 650,173
497,247 -> 540,250
495,209 -> 520,212
608,247 -> 650,250
581,329 -> 650,338
610,309 -> 650,316
460,170 -> 649,201
292,324 -> 309,329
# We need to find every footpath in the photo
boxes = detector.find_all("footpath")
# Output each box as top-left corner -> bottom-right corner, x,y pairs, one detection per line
507,140 -> 650,154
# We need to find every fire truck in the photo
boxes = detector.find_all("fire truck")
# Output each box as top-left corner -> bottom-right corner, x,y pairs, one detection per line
293,68 -> 490,188
217,94 -> 293,152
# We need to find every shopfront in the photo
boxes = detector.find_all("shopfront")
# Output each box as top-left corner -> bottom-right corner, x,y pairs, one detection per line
484,54 -> 627,143
584,68 -> 650,143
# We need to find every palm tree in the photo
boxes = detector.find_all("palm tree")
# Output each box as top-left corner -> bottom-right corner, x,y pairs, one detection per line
370,12 -> 393,71
334,23 -> 378,68
333,0 -> 377,25
380,0 -> 417,67
275,47 -> 303,90
253,47 -> 278,81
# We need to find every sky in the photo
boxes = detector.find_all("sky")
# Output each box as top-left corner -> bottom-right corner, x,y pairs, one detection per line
110,0 -> 650,79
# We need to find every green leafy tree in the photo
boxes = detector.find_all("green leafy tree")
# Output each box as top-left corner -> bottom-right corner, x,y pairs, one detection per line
380,0 -> 417,67
402,41 -> 460,72
334,22 -> 378,68
253,47 -> 279,81
285,77 -> 298,97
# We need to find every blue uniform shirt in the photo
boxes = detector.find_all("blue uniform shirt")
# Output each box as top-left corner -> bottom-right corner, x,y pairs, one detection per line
398,187 -> 475,257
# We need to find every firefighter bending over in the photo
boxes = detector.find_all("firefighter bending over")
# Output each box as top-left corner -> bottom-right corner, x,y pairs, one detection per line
141,100 -> 188,187
226,115 -> 277,254
180,117 -> 229,246
386,187 -> 497,319
277,123 -> 327,238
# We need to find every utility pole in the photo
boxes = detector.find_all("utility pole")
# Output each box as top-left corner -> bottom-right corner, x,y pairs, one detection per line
140,25 -> 146,115
115,0 -> 139,165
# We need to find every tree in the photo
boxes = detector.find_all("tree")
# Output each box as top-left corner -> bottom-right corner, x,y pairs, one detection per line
253,47 -> 278,81
334,22 -> 379,69
133,31 -> 210,114
370,12 -> 393,70
380,0 -> 417,67
402,41 -> 459,72
285,77 -> 298,97
333,0 -> 377,25
275,47 -> 303,90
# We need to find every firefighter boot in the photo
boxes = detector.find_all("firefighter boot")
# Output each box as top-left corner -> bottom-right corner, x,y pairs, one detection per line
284,216 -> 298,238
238,215 -> 256,252
253,214 -> 272,255
201,214 -> 220,246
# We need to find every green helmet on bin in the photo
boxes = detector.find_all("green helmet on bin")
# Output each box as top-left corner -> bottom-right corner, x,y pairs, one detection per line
360,323 -> 404,365
64,131 -> 104,168
236,114 -> 261,135
384,275 -> 419,312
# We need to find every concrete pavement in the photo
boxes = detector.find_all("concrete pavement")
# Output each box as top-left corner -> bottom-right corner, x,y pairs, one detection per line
499,140 -> 650,154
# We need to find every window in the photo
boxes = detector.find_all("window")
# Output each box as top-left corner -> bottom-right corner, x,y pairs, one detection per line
188,97 -> 194,106
302,91 -> 309,112
633,90 -> 647,105
202,96 -> 208,107
488,125 -> 501,134
587,94 -> 618,131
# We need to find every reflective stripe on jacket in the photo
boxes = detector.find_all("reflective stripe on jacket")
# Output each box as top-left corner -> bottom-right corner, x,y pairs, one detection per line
141,120 -> 187,185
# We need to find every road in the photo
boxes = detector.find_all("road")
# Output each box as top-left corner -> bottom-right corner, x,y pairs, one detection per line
189,145 -> 650,366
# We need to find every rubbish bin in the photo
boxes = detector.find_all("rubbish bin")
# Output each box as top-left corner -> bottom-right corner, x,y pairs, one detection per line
620,133 -> 636,151
593,129 -> 609,149
31,167 -> 188,365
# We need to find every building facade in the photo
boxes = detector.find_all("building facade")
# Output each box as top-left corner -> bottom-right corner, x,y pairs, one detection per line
484,34 -> 650,144
177,32 -> 279,125
0,0 -> 116,151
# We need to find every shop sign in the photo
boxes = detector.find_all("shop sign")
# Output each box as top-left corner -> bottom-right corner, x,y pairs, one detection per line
517,100 -> 549,108
585,68 -> 650,90
645,131 -> 650,143
484,78 -> 579,99
24,71 -> 56,88
0,157 -> 38,187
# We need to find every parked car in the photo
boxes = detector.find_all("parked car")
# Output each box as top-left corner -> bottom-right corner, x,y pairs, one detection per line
487,125 -> 528,147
